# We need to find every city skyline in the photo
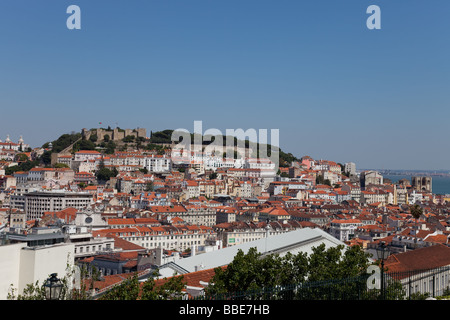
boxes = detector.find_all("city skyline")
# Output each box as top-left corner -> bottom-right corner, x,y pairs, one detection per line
1,1 -> 449,170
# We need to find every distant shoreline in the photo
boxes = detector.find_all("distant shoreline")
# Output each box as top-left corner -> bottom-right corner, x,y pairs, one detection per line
359,169 -> 450,177
374,172 -> 450,195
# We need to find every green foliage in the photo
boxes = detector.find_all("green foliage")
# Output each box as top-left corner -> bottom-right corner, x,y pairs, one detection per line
382,280 -> 406,300
206,247 -> 308,297
205,244 -> 373,299
316,175 -> 331,186
410,204 -> 423,234
41,150 -> 52,165
209,172 -> 218,180
89,134 -> 98,142
44,132 -> 82,153
15,153 -> 29,162
54,163 -> 70,168
123,135 -> 136,143
409,291 -> 430,300
278,150 -> 299,167
71,265 -> 102,300
436,287 -> 450,300
99,273 -> 186,300
139,167 -> 148,174
99,274 -> 141,300
119,144 -> 128,151
8,281 -> 46,300
7,258 -> 100,301
149,129 -> 300,167
410,204 -> 423,220
149,130 -> 174,144
96,167 -> 118,182
104,140 -> 116,154
5,159 -> 40,175
73,139 -> 96,152
145,181 -> 154,192
307,244 -> 371,281
145,143 -> 166,153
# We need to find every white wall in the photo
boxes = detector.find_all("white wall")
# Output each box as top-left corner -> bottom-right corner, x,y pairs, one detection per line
0,243 -> 26,299
19,243 -> 75,295
0,243 -> 75,299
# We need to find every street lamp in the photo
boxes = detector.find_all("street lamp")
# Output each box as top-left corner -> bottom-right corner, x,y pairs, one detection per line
376,241 -> 390,300
43,273 -> 63,300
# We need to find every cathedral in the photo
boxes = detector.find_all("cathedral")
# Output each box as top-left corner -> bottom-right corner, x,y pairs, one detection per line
0,135 -> 30,151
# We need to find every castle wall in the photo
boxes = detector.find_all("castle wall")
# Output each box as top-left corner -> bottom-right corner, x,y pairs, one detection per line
82,127 -> 146,142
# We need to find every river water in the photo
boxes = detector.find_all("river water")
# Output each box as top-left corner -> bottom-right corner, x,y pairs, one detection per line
383,174 -> 450,196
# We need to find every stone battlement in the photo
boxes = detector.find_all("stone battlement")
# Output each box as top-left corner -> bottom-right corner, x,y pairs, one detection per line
81,127 -> 147,142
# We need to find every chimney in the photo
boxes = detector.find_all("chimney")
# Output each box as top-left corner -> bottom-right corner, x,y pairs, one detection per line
195,263 -> 204,272
155,246 -> 163,266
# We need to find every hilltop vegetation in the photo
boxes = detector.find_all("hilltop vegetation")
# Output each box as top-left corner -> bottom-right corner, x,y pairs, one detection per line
42,132 -> 82,153
41,129 -> 300,167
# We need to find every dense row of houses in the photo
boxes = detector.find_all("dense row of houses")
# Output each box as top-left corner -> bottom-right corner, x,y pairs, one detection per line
1,136 -> 450,299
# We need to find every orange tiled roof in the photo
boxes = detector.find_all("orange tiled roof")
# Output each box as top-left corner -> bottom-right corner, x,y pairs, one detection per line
384,244 -> 450,274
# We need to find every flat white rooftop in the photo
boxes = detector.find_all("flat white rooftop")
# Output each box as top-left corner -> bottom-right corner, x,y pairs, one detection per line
158,227 -> 346,277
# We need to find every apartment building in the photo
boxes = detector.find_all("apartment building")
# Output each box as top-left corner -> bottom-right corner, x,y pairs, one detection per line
213,220 -> 303,247
183,204 -> 217,227
344,162 -> 356,176
144,155 -> 171,173
94,224 -> 216,252
20,191 -> 93,221
329,218 -> 363,242
74,150 -> 102,162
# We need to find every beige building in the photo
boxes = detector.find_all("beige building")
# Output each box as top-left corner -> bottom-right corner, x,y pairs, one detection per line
360,190 -> 389,206
199,181 -> 216,199
360,170 -> 383,188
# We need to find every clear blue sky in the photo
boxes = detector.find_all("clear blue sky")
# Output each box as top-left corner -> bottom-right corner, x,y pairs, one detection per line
0,1 -> 449,170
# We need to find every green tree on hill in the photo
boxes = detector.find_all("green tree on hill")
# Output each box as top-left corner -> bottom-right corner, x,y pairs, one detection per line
5,159 -> 40,175
73,139 -> 96,152
42,132 -> 82,153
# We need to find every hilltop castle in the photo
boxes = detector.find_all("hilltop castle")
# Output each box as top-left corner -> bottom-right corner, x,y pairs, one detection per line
81,127 -> 147,142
